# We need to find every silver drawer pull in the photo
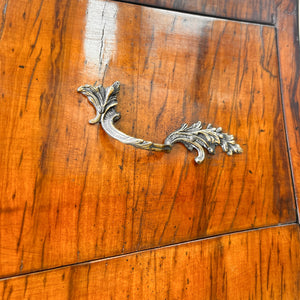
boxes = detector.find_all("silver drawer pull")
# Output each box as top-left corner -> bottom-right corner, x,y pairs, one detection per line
77,81 -> 242,164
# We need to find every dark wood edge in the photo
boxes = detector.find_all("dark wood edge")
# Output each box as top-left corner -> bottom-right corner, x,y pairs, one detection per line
275,0 -> 300,222
114,0 -> 276,25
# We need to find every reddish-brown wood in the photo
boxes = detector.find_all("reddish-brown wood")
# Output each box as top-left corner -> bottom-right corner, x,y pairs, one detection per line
125,0 -> 300,222
126,0 -> 300,221
124,0 -> 276,24
274,0 -> 300,218
0,0 -> 296,277
0,225 -> 299,299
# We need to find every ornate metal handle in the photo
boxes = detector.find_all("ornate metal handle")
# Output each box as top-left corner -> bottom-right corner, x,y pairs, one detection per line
77,81 -> 242,164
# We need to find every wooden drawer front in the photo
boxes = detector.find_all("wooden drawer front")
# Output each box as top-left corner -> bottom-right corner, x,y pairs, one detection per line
0,0 -> 295,277
1,225 -> 299,299
124,0 -> 276,24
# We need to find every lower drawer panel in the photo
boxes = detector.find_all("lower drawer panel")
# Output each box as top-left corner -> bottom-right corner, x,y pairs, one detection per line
0,225 -> 299,299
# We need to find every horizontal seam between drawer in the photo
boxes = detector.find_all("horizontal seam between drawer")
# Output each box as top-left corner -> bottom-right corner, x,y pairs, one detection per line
0,221 -> 297,281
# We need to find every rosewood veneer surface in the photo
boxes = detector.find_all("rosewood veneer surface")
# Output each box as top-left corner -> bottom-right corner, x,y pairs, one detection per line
0,0 -> 299,298
1,225 -> 299,299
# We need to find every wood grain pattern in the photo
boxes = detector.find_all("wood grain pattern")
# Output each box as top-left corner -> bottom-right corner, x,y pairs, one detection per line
274,0 -> 300,218
126,0 -> 300,222
123,0 -> 276,24
0,225 -> 299,299
0,0 -> 296,277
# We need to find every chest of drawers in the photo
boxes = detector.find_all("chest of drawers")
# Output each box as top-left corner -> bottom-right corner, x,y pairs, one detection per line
0,0 -> 299,298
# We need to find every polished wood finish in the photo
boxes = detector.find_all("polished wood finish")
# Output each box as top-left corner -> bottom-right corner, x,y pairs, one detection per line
275,0 -> 300,216
124,0 -> 276,24
126,0 -> 300,221
125,0 -> 300,220
1,225 -> 299,299
0,0 -> 296,278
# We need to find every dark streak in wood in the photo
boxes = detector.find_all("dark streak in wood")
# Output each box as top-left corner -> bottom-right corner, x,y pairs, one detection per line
32,0 -> 44,28
18,150 -> 23,168
25,48 -> 42,109
16,202 -> 27,251
0,0 -> 8,40
76,164 -> 89,256
41,237 -> 46,268
29,19 -> 43,57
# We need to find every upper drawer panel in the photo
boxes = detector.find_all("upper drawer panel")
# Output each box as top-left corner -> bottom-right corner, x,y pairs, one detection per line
0,0 -> 295,277
124,0 -> 276,24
